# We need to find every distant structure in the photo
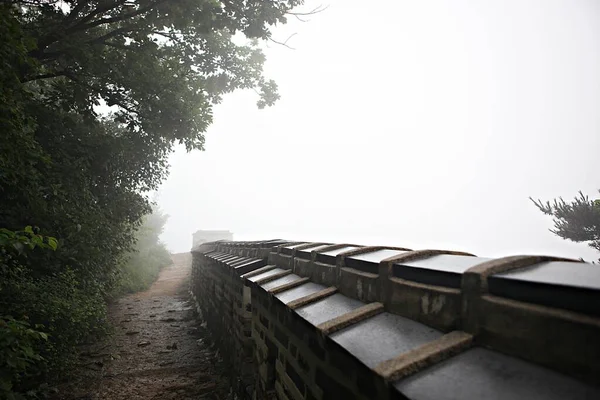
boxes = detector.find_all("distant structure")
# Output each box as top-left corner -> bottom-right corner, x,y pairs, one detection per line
192,230 -> 233,248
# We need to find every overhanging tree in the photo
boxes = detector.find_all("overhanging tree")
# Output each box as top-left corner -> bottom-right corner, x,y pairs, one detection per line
16,0 -> 302,150
2,0 -> 309,284
2,0 -> 306,273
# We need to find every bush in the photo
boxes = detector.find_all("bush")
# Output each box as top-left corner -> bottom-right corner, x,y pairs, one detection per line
0,316 -> 48,400
3,269 -> 109,376
0,228 -> 57,398
1,227 -> 110,397
112,208 -> 172,296
0,216 -> 170,397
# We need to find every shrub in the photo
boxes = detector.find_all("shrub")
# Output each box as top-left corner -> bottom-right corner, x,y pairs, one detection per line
112,208 -> 172,296
0,316 -> 48,400
0,227 -> 56,397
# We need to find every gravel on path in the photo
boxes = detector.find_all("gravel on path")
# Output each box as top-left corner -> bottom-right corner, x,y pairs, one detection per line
53,253 -> 232,400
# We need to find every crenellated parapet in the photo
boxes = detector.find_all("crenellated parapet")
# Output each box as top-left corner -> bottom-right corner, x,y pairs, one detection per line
191,239 -> 600,399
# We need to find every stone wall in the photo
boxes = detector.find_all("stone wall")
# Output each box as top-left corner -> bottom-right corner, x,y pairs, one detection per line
191,240 -> 600,399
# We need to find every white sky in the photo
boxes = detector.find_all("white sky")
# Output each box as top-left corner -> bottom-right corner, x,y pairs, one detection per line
157,0 -> 600,261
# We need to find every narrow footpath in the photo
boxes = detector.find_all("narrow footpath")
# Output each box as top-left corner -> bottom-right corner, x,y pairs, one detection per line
55,253 -> 232,400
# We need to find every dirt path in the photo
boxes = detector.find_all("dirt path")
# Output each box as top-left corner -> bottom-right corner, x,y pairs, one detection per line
55,253 -> 231,400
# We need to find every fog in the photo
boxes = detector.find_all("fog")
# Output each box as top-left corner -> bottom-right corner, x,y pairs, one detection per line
157,0 -> 600,260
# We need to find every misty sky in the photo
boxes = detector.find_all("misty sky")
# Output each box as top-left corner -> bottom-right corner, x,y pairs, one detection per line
157,0 -> 600,260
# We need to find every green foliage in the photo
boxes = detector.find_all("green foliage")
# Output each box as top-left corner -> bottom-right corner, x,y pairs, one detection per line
531,190 -> 600,254
3,268 -> 110,372
113,207 -> 172,295
0,0 -> 302,395
0,227 -> 57,398
18,0 -> 301,151
0,226 -> 57,254
0,316 -> 48,400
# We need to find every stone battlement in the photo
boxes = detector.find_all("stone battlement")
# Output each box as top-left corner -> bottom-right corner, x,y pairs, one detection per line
191,239 -> 600,399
